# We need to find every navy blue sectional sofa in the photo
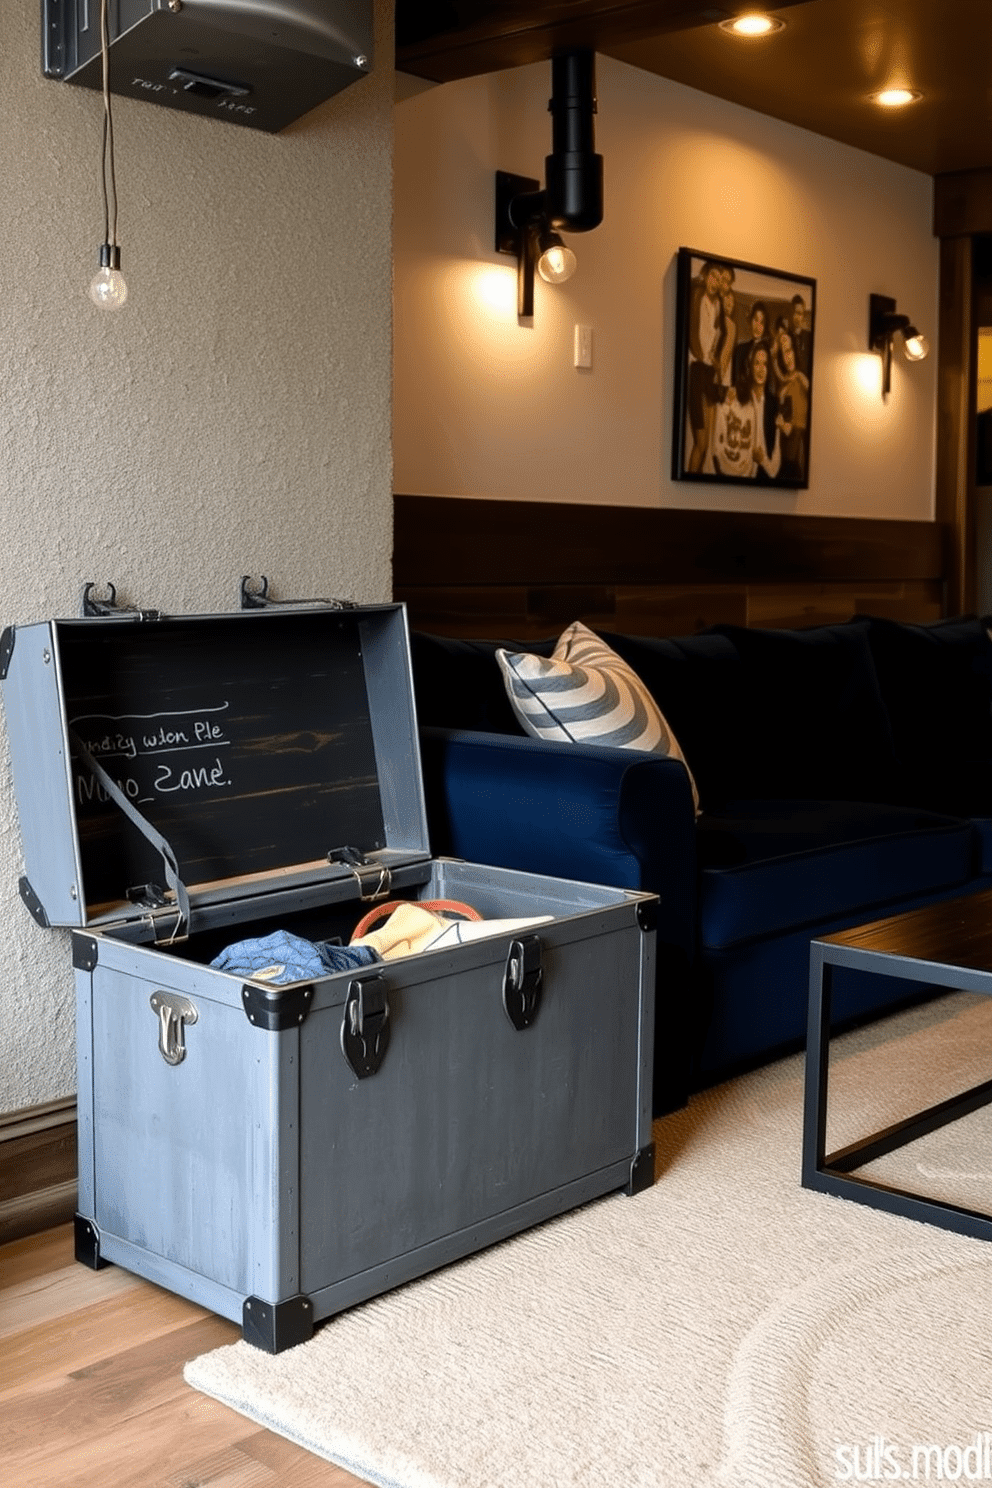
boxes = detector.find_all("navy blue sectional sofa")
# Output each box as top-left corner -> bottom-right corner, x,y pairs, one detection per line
411,615 -> 992,1115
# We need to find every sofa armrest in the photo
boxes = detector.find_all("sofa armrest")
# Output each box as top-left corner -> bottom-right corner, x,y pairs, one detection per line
419,726 -> 697,963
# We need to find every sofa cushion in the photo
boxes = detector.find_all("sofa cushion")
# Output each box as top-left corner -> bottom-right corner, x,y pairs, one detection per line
698,798 -> 975,950
599,630 -> 744,807
706,622 -> 899,801
860,615 -> 992,813
409,631 -> 554,735
495,622 -> 700,808
609,623 -> 898,804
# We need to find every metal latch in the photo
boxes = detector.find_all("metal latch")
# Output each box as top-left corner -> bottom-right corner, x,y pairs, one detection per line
341,975 -> 390,1078
149,991 -> 198,1066
502,935 -> 543,1030
328,845 -> 392,902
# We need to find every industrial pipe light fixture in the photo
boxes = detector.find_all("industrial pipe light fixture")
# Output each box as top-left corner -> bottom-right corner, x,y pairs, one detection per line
495,50 -> 603,319
869,294 -> 929,397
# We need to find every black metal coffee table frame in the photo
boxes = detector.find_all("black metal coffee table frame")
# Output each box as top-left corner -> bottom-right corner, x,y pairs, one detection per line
802,892 -> 992,1242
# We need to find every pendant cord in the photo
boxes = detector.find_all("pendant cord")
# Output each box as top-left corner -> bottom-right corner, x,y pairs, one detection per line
99,0 -> 119,248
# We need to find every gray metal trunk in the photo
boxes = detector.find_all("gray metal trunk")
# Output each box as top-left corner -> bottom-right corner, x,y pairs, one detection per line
2,604 -> 656,1352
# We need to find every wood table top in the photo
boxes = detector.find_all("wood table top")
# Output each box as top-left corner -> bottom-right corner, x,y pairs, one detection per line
817,889 -> 992,976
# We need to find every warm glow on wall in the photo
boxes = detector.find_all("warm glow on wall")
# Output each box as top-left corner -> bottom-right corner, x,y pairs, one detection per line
472,264 -> 517,314
977,327 -> 992,413
850,352 -> 883,399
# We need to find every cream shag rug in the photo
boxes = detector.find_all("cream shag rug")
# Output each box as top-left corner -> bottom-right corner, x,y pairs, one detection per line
185,993 -> 992,1488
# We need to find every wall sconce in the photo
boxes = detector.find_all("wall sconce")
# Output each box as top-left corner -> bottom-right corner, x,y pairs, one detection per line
869,294 -> 929,396
495,50 -> 603,320
495,172 -> 579,315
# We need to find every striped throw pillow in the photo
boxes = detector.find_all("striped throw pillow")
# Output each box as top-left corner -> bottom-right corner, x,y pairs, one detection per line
496,622 -> 699,810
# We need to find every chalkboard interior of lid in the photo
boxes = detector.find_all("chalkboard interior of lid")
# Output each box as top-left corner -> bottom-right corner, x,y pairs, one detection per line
58,609 -> 402,914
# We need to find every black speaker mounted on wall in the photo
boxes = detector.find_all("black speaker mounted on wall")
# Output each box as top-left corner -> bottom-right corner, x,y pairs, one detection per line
42,0 -> 374,132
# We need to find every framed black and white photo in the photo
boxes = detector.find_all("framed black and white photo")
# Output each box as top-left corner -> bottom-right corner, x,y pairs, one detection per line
671,248 -> 816,489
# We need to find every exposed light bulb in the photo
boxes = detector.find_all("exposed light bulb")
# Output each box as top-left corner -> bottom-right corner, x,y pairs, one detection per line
89,0 -> 129,313
89,243 -> 128,310
903,331 -> 929,362
537,242 -> 577,285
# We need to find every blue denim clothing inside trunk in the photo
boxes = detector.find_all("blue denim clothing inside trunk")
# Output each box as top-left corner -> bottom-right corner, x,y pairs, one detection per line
211,929 -> 380,984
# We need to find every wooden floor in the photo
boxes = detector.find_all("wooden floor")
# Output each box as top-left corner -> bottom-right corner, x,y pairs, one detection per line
0,1223 -> 366,1487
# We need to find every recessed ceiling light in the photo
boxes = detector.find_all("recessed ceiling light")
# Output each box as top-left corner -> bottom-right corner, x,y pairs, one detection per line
873,87 -> 922,107
718,13 -> 786,37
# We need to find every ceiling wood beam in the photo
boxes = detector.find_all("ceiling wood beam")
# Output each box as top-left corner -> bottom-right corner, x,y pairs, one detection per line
396,0 -> 809,82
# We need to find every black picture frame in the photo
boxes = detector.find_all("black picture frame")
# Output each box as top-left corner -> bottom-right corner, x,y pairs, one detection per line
671,247 -> 816,489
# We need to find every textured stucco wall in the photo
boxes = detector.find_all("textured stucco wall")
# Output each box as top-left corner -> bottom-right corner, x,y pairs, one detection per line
0,0 -> 393,1112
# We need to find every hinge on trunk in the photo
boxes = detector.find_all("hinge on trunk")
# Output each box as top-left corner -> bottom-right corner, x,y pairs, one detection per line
126,887 -> 188,945
327,845 -> 392,901
240,575 -> 358,611
80,582 -> 160,622
127,883 -> 169,909
240,574 -> 272,609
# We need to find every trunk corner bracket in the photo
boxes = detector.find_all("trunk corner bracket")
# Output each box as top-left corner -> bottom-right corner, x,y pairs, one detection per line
242,1293 -> 314,1353
72,932 -> 98,972
18,876 -> 50,928
0,625 -> 14,680
74,1213 -> 110,1270
636,899 -> 659,933
241,981 -> 314,1031
625,1142 -> 657,1196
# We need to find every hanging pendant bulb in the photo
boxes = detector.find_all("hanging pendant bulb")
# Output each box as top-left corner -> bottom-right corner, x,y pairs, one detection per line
88,0 -> 128,310
89,243 -> 128,310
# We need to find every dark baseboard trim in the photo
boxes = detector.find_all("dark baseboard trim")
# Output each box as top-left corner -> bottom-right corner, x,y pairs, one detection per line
0,1179 -> 78,1246
0,1097 -> 78,1246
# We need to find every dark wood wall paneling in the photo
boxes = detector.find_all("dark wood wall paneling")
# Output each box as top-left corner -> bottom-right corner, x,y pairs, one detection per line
933,169 -> 992,617
394,495 -> 948,639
